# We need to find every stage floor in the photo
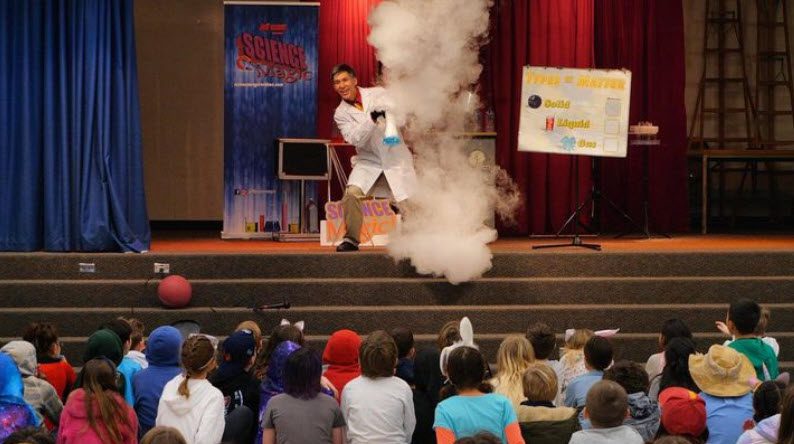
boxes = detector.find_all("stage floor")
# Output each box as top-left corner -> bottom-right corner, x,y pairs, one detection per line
150,231 -> 794,253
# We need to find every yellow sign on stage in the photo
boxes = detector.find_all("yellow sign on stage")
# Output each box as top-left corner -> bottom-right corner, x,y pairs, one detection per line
518,66 -> 632,158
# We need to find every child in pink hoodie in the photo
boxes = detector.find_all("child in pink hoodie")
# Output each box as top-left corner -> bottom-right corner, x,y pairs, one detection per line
57,358 -> 138,444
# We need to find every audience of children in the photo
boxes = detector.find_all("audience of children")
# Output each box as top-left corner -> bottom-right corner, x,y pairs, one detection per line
689,345 -> 755,444
489,335 -> 535,409
434,346 -> 524,444
564,335 -> 613,409
516,362 -> 578,444
103,319 -> 144,406
208,329 -> 259,443
323,329 -> 362,396
559,329 -> 593,397
0,340 -> 63,429
736,380 -> 787,444
0,297 -> 789,444
391,327 -> 416,386
646,319 -> 693,383
155,335 -> 225,444
718,307 -> 779,357
722,299 -> 779,380
133,326 -> 184,438
140,426 -> 188,444
0,353 -> 41,441
525,323 -> 563,391
3,426 -> 56,444
57,357 -> 138,444
412,348 -> 443,444
438,320 -> 463,351
260,322 -> 304,373
22,322 -> 76,401
256,340 -> 302,443
341,330 -> 416,444
569,380 -> 644,444
602,360 -> 660,442
125,318 -> 148,369
235,321 -> 265,381
262,347 -> 345,444
776,384 -> 794,444
652,337 -> 700,399
451,431 -> 503,444
656,387 -> 709,443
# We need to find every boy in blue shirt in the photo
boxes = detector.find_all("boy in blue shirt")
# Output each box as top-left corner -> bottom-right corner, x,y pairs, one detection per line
565,336 -> 613,409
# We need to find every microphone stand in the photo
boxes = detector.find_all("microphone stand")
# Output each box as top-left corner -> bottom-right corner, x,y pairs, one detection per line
251,297 -> 292,312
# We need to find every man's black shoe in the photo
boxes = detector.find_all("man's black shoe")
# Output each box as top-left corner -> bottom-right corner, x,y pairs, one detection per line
336,241 -> 359,252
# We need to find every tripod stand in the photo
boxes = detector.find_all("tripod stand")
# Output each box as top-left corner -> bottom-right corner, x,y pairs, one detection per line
533,158 -> 602,251
533,157 -> 646,251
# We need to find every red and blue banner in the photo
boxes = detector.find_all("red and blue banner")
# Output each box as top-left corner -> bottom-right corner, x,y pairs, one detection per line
223,2 -> 319,238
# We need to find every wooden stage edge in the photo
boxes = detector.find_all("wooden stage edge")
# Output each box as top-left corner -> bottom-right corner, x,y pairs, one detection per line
149,232 -> 794,254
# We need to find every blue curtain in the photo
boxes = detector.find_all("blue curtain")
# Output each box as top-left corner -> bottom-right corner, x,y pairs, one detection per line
0,0 -> 150,252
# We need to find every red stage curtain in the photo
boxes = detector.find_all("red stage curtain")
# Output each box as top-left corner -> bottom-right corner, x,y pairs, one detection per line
487,0 -> 595,235
594,0 -> 689,233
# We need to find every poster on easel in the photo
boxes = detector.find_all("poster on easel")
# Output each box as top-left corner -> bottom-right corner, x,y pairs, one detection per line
518,66 -> 631,158
222,1 -> 319,239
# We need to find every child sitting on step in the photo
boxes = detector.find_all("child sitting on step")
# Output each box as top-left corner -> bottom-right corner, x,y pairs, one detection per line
718,299 -> 779,380
564,336 -> 614,409
569,380 -> 643,444
341,330 -> 415,444
22,322 -> 76,402
558,329 -> 593,402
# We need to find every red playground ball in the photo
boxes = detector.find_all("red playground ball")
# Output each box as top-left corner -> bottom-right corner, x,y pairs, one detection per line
157,275 -> 192,308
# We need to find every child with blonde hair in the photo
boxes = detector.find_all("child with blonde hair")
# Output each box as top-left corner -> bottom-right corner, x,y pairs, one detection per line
558,329 -> 593,401
490,335 -> 535,409
517,363 -> 578,443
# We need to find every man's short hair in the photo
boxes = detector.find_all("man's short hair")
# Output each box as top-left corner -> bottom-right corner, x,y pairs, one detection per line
603,360 -> 649,395
584,336 -> 613,371
522,363 -> 558,402
586,380 -> 628,428
359,330 -> 398,378
526,322 -> 556,360
729,298 -> 761,335
389,327 -> 414,359
331,63 -> 356,81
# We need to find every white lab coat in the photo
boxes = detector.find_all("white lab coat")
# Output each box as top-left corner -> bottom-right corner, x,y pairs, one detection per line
334,86 -> 417,202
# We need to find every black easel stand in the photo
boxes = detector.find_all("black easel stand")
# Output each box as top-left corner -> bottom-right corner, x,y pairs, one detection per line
533,158 -> 602,251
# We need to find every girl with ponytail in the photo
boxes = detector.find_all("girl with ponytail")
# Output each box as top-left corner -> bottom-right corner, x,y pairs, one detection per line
57,358 -> 138,444
156,335 -> 225,444
434,346 -> 525,444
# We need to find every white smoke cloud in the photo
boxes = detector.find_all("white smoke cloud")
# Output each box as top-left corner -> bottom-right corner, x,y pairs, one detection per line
368,0 -> 520,284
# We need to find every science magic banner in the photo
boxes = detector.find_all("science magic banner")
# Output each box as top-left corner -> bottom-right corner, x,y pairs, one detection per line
518,67 -> 631,158
223,2 -> 318,238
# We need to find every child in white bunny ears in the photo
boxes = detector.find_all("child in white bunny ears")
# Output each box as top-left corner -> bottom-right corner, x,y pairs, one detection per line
252,320 -> 305,380
440,317 -> 477,378
558,328 -> 618,404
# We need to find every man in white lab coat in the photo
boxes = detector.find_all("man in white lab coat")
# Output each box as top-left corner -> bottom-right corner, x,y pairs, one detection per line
332,64 -> 417,252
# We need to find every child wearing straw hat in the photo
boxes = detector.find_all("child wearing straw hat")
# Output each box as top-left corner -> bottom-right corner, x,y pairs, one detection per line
688,345 -> 755,444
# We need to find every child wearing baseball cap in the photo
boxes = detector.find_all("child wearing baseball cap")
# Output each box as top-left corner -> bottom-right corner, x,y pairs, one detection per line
656,387 -> 708,442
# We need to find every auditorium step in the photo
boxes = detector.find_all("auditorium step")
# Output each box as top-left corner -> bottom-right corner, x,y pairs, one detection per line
1,250 -> 793,371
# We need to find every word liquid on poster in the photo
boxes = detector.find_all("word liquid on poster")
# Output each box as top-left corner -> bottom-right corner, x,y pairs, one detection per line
222,2 -> 319,239
518,66 -> 631,158
320,199 -> 399,247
